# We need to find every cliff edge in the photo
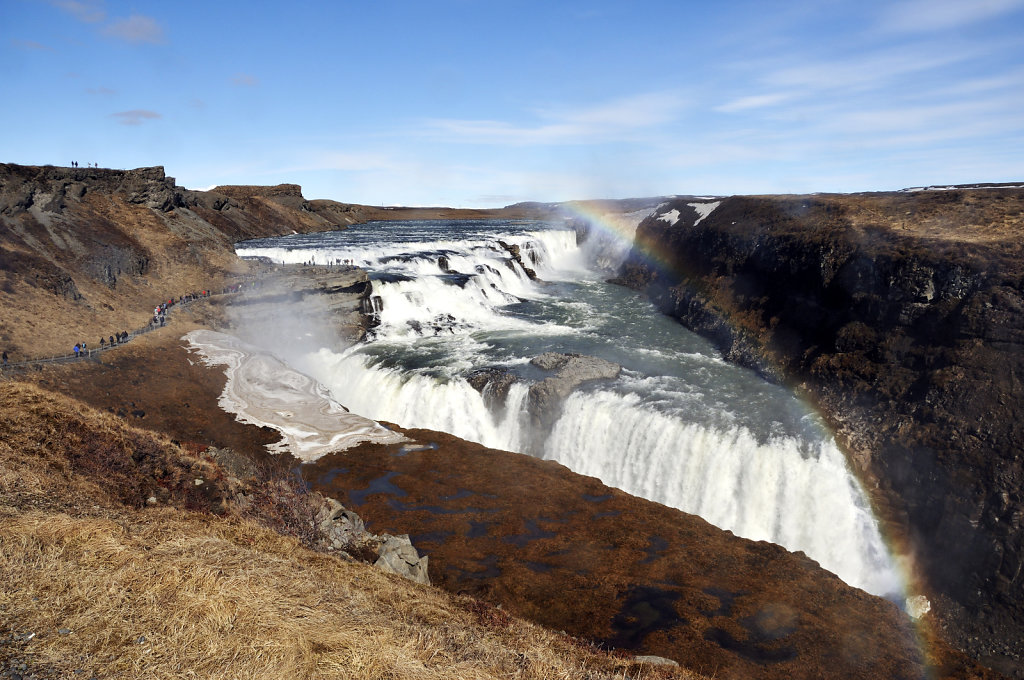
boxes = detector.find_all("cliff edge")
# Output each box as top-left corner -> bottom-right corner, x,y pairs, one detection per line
0,163 -> 542,359
615,188 -> 1024,676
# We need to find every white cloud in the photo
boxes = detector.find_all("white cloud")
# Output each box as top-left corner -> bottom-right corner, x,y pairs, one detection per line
716,92 -> 791,113
763,44 -> 973,93
11,39 -> 54,51
878,0 -> 1024,33
425,91 -> 688,146
52,0 -> 105,24
110,109 -> 161,126
231,73 -> 260,87
281,151 -> 402,173
102,14 -> 165,45
536,91 -> 688,128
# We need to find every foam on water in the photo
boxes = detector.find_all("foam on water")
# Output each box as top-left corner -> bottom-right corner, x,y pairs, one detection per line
237,219 -> 903,598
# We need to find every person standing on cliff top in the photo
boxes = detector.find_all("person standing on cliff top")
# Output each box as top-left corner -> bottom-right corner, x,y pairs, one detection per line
2,350 -> 8,367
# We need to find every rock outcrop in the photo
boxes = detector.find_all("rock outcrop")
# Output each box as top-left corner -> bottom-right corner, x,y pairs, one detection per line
0,163 -> 550,359
614,189 -> 1024,677
497,240 -> 538,279
466,366 -> 518,411
527,352 -> 621,431
315,496 -> 430,585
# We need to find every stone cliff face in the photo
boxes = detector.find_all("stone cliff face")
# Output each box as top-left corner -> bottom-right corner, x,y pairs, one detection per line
0,164 -> 362,357
0,163 -> 542,359
614,190 -> 1024,676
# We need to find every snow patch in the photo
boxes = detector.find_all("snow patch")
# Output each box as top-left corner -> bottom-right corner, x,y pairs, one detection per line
657,209 -> 681,225
688,201 -> 721,226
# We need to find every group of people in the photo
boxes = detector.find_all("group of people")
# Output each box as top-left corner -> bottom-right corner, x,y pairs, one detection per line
301,259 -> 355,267
99,331 -> 130,348
70,161 -> 98,168
74,331 -> 129,357
151,290 -> 212,327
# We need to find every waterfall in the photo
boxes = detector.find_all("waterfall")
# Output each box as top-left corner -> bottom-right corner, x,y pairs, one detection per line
237,219 -> 902,598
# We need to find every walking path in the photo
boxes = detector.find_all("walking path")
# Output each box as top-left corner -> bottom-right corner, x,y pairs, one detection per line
1,284 -> 247,374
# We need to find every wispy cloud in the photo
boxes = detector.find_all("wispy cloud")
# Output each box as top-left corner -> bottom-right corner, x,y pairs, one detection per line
51,0 -> 105,23
231,73 -> 259,87
878,0 -> 1024,33
280,150 -> 404,174
426,91 -> 688,145
10,39 -> 55,51
716,92 -> 791,113
86,86 -> 116,96
762,44 -> 975,93
102,14 -> 165,44
110,109 -> 161,126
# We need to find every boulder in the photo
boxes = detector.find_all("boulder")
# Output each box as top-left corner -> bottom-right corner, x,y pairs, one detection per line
527,353 -> 620,431
373,534 -> 430,585
466,367 -> 518,410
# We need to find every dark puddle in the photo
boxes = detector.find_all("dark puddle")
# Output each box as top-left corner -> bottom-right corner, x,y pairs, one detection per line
451,554 -> 501,580
317,467 -> 350,486
503,518 -> 558,547
439,489 -> 474,501
703,608 -> 798,663
700,587 -> 745,617
388,498 -> 499,515
592,510 -> 621,520
639,536 -> 669,564
467,520 -> 493,538
607,586 -> 685,649
347,471 -> 406,506
410,530 -> 454,546
525,561 -> 554,573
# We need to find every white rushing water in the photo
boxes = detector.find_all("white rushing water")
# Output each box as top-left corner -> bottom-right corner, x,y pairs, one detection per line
235,218 -> 902,598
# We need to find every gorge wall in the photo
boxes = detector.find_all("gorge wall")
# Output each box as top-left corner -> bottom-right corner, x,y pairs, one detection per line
613,189 -> 1024,676
0,164 -> 538,358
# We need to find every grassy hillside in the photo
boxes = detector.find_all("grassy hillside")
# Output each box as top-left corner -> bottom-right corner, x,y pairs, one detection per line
0,382 -> 692,680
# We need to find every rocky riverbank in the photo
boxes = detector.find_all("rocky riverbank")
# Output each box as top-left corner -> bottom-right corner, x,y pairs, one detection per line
613,188 -> 1024,677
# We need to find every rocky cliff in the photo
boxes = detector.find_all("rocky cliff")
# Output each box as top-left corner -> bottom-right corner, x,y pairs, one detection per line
614,189 -> 1024,676
0,163 -> 541,359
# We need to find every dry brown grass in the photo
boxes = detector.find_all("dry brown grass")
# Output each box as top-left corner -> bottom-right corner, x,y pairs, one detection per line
0,382 -> 699,680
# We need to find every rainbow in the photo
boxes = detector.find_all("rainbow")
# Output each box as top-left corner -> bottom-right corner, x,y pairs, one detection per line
554,196 -> 938,670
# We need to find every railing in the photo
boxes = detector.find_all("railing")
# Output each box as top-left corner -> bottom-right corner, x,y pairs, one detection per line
1,286 -> 246,374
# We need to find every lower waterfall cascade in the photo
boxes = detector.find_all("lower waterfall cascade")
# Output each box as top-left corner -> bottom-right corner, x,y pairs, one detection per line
235,218 -> 903,598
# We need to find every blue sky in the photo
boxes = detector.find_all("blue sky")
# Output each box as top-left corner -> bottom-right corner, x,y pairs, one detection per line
2,0 -> 1023,206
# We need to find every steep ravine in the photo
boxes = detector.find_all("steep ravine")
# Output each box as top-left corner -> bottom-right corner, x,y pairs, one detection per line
613,190 -> 1024,677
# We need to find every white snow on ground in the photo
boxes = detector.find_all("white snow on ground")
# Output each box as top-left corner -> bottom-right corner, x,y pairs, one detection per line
688,200 -> 721,225
184,329 -> 407,461
657,208 -> 681,225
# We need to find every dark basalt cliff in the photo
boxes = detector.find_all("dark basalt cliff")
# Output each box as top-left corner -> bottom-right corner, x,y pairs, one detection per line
614,190 -> 1024,676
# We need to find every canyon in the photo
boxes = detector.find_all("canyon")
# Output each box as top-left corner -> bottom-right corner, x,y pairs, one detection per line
0,164 -> 1019,678
614,190 -> 1024,675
